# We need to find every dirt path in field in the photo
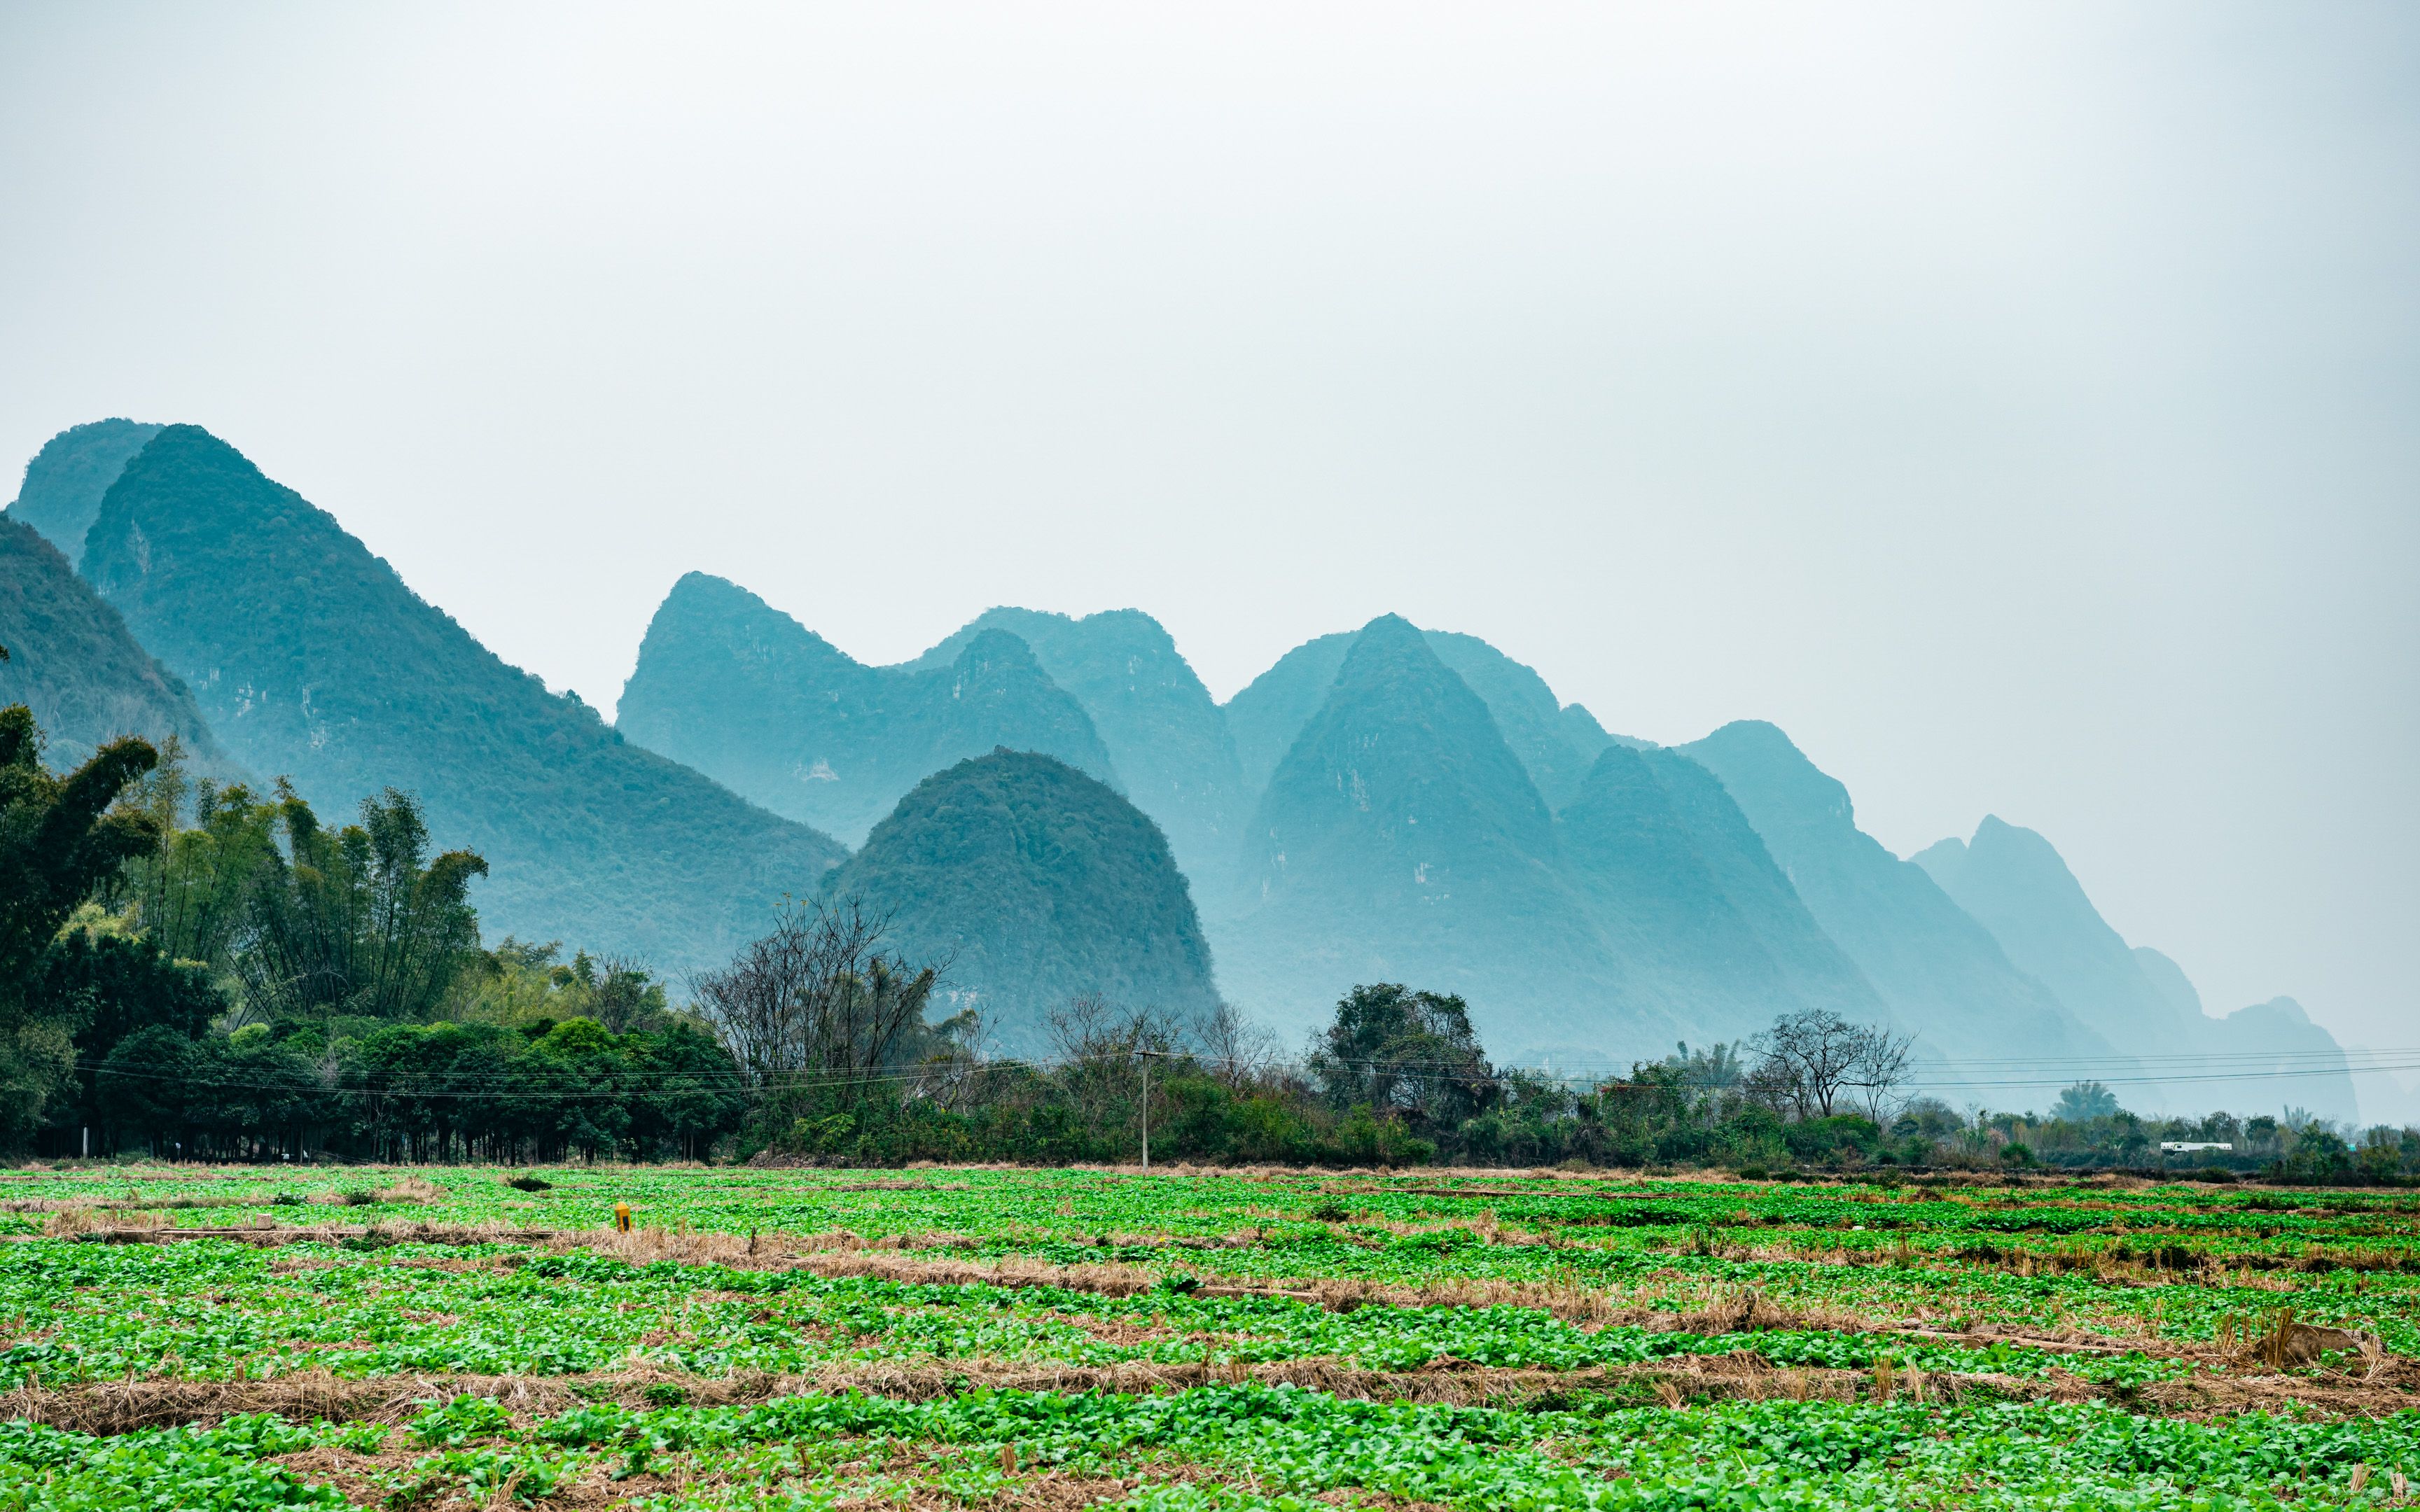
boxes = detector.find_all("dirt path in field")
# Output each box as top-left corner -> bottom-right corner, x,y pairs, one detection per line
8,1344 -> 2413,1438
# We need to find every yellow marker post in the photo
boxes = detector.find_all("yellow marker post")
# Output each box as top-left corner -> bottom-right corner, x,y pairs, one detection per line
613,1201 -> 632,1233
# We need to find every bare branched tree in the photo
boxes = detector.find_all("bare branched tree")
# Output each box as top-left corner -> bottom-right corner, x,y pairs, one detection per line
693,897 -> 941,1114
1747,1009 -> 1912,1121
1188,1001 -> 1278,1090
1851,1023 -> 1918,1123
1044,995 -> 1179,1124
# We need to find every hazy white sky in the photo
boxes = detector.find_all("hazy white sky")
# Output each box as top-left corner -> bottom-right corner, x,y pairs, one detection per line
4,3 -> 2414,1048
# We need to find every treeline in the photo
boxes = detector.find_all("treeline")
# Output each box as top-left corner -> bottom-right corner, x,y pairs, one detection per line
2,712 -> 749,1161
7,701 -> 2417,1180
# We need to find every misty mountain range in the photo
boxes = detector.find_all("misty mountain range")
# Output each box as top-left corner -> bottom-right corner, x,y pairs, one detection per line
4,419 -> 2365,1121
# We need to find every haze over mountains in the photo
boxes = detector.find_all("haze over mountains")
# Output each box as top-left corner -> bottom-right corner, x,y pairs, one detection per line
620,573 -> 1119,848
1,418 -> 2363,1120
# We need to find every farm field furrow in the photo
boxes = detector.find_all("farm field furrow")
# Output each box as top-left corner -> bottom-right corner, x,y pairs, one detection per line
2,1166 -> 2415,1509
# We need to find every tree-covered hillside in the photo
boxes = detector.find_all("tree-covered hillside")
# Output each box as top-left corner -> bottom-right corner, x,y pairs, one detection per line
617,574 -> 1119,847
0,514 -> 235,774
1557,742 -> 1886,1045
820,750 -> 1221,1054
76,425 -> 845,974
6,417 -> 161,566
908,607 -> 1245,879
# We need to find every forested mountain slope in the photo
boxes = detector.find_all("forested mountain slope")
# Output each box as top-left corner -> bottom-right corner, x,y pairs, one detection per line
906,607 -> 1244,878
76,425 -> 844,972
1557,742 -> 1886,1046
0,514 -> 235,774
617,574 -> 1118,846
821,750 -> 1221,1054
1213,615 -> 1653,1063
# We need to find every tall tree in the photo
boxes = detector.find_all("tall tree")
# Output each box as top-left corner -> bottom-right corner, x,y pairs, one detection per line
0,705 -> 160,1143
237,786 -> 487,1022
693,899 -> 939,1115
1307,983 -> 1498,1130
106,740 -> 281,973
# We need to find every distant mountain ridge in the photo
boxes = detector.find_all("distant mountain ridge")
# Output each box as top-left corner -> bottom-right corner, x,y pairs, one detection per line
617,574 -> 1120,847
1220,624 -> 1632,811
78,426 -> 845,972
1917,817 -> 2358,1121
1214,615 -> 1643,1060
1680,721 -> 2125,1073
1557,742 -> 1886,1046
13,414 -> 2358,1116
903,606 -> 1244,878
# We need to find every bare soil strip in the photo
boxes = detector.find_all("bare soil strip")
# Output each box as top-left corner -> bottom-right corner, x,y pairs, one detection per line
6,1346 -> 2410,1439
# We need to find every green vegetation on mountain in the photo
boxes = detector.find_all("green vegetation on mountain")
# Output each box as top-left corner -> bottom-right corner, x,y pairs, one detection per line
909,606 -> 1245,878
1221,631 -> 1354,797
0,514 -> 235,774
1557,742 -> 1886,1044
617,574 -> 1118,847
1223,625 -> 1627,811
819,750 -> 1220,1054
5,416 -> 161,564
1422,630 -> 1617,811
75,425 -> 844,974
1679,721 -> 2120,1071
1216,615 -> 1643,1061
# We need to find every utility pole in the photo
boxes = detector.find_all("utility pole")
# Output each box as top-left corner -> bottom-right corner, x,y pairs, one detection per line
1137,1049 -> 1167,1170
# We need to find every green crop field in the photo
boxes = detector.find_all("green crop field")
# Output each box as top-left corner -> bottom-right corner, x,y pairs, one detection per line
3,1164 -> 2416,1509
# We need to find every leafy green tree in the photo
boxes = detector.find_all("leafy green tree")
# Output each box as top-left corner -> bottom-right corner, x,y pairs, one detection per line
2052,1081 -> 2122,1121
0,706 -> 159,989
109,747 -> 282,973
1307,983 -> 1497,1131
0,706 -> 160,1143
238,786 -> 487,1022
33,925 -> 230,1136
